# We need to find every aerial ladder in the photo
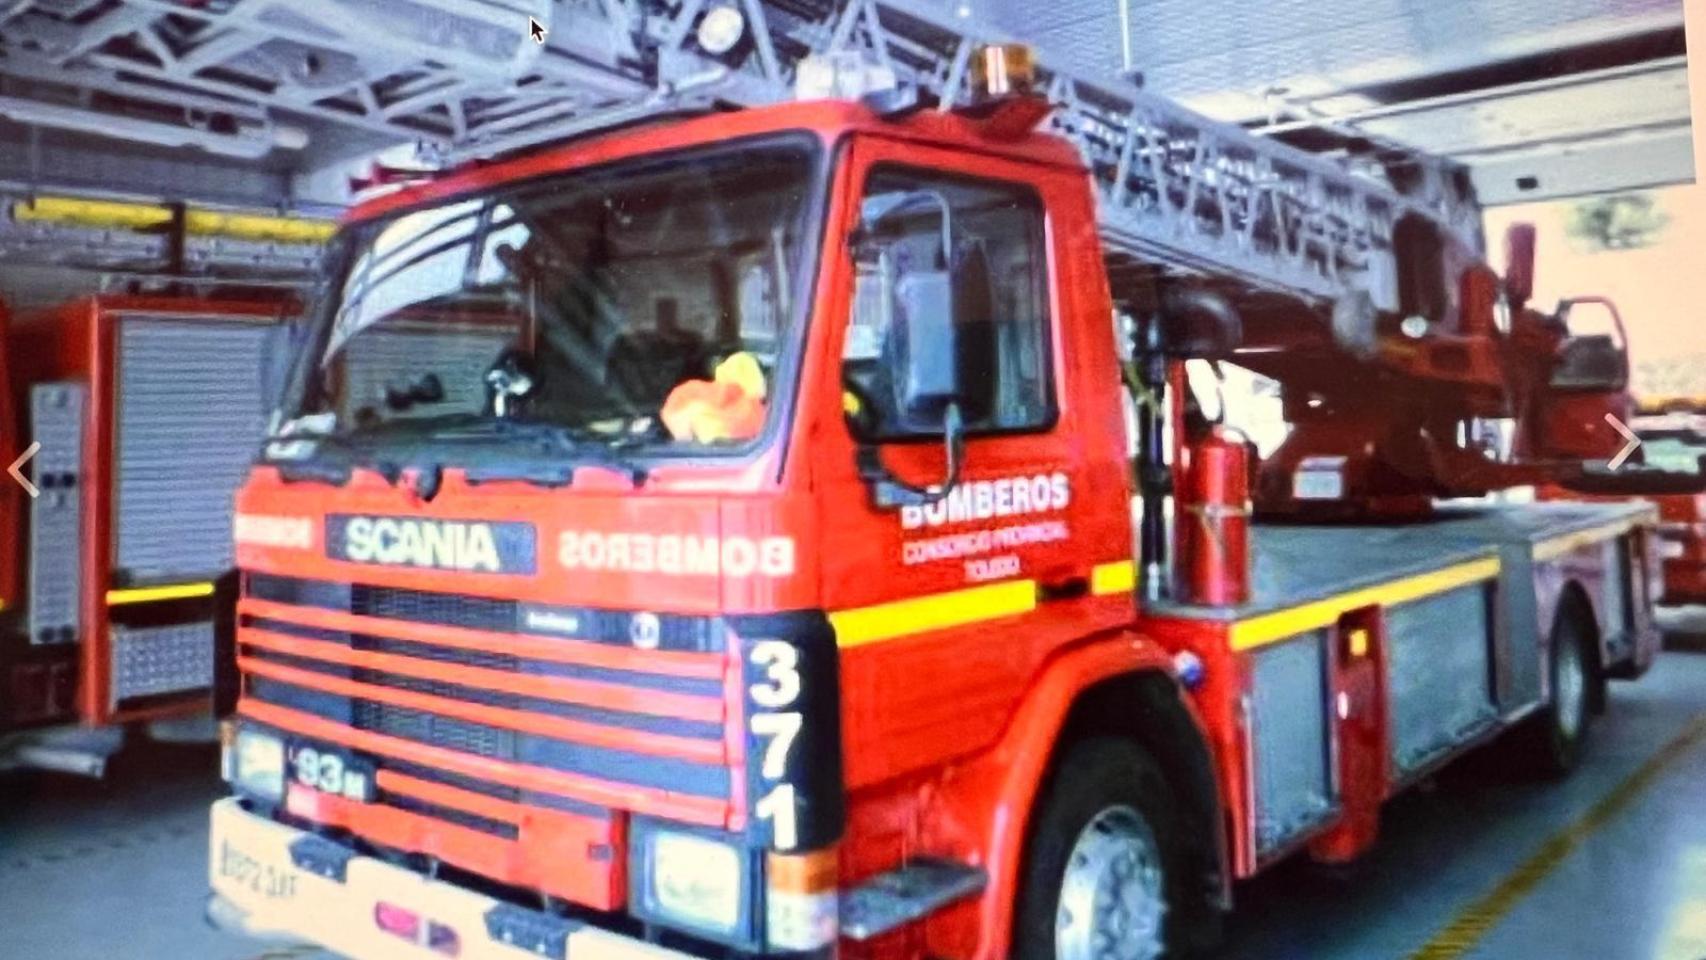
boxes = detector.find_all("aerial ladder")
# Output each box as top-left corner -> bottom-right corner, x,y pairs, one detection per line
438,0 -> 1484,340
436,0 -> 1706,588
412,0 -> 1675,524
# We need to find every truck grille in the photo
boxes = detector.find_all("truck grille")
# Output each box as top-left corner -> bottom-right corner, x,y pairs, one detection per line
236,574 -> 736,840
353,583 -> 517,632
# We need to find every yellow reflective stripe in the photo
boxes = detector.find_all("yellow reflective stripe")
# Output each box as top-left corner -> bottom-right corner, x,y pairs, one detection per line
830,579 -> 1037,648
1091,560 -> 1136,596
1534,519 -> 1635,562
1229,557 -> 1500,652
106,582 -> 216,606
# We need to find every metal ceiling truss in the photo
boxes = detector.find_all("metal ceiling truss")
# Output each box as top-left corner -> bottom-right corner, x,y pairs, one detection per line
0,0 -> 1482,314
0,0 -> 557,151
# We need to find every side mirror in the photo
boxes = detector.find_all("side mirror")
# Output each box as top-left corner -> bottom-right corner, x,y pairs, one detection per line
847,190 -> 980,508
1504,222 -> 1537,306
1549,296 -> 1630,392
859,267 -> 970,508
890,267 -> 962,427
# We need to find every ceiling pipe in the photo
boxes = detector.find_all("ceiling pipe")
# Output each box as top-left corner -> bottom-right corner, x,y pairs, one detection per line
1252,55 -> 1688,137
0,96 -> 282,159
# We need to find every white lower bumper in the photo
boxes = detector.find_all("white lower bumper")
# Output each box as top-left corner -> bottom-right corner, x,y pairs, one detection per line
208,798 -> 699,960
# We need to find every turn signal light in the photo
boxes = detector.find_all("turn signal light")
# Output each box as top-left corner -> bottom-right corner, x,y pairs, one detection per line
766,847 -> 839,951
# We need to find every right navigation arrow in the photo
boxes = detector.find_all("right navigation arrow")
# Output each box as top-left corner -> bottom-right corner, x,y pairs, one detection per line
1604,413 -> 1642,471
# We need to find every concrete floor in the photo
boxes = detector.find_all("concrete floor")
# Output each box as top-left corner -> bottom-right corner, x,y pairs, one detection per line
4,615 -> 1706,960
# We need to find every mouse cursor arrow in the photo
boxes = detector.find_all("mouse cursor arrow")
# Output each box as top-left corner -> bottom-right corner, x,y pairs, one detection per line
529,16 -> 546,44
1605,413 -> 1642,471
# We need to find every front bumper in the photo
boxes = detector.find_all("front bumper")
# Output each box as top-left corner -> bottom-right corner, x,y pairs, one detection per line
208,798 -> 699,960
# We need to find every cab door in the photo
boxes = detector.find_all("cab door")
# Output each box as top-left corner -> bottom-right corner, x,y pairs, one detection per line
810,134 -> 1133,788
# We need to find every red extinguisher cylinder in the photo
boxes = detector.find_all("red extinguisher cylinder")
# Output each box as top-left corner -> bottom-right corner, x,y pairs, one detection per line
1179,427 -> 1251,606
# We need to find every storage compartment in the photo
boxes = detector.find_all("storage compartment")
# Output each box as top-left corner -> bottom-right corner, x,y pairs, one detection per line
1386,582 -> 1497,774
1250,629 -> 1335,855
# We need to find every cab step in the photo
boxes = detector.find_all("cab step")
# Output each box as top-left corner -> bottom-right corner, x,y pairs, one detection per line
840,859 -> 988,941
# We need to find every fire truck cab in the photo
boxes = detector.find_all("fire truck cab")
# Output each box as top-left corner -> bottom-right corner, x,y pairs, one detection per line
207,95 -> 1657,960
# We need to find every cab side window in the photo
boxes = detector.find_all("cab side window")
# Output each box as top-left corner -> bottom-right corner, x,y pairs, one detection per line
844,167 -> 1055,438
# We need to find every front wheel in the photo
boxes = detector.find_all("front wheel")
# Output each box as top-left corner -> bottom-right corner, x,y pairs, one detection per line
1015,738 -> 1181,960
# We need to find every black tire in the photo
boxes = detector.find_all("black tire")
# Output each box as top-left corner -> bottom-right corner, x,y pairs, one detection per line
1520,605 -> 1596,778
1014,738 -> 1184,960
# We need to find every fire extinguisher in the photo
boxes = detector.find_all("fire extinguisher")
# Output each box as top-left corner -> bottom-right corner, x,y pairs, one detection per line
1178,425 -> 1251,606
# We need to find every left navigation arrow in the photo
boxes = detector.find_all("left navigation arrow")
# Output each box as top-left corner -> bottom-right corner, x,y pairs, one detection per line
9,441 -> 39,498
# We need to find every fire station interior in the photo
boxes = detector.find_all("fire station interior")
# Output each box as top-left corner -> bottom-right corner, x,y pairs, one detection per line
0,1 -> 1704,959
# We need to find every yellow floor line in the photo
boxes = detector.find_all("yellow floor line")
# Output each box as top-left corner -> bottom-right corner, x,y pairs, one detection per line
1407,712 -> 1706,960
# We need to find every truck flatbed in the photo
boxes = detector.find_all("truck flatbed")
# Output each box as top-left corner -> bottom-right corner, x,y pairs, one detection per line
1149,499 -> 1652,623
1140,499 -> 1654,862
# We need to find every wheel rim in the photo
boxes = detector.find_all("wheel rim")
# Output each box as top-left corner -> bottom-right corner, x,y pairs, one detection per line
1055,804 -> 1166,960
1556,635 -> 1586,740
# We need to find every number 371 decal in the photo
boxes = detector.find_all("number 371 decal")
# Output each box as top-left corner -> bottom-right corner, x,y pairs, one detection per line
737,617 -> 844,852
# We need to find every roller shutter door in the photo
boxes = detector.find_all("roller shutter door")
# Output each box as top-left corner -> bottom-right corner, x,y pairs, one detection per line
113,315 -> 281,583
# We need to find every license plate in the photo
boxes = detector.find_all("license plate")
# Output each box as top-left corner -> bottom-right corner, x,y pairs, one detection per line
1293,469 -> 1344,501
216,839 -> 299,902
1293,456 -> 1347,501
289,741 -> 377,803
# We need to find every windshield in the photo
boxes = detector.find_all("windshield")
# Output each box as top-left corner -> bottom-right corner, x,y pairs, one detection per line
287,138 -> 818,456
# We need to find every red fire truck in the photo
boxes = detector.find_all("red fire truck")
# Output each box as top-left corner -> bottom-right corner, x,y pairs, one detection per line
0,294 -> 298,774
1512,295 -> 1706,609
205,27 -> 1661,959
1631,405 -> 1706,605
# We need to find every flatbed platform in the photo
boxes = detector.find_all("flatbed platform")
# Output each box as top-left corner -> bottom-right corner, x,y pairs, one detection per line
1139,498 -> 1659,863
1149,500 -> 1653,623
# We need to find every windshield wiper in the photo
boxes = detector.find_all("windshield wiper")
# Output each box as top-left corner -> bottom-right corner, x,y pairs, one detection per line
399,414 -> 653,485
263,413 -> 652,487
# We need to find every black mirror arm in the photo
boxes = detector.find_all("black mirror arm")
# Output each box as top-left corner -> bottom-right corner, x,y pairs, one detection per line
857,403 -> 966,510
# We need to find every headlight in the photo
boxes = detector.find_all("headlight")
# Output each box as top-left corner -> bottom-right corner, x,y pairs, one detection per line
230,727 -> 286,803
633,825 -> 748,941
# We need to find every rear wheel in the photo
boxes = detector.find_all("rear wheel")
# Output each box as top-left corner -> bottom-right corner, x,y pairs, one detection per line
1015,739 -> 1182,960
1522,607 -> 1595,777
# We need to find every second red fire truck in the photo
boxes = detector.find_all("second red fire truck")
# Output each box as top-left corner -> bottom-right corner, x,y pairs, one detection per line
0,293 -> 300,774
